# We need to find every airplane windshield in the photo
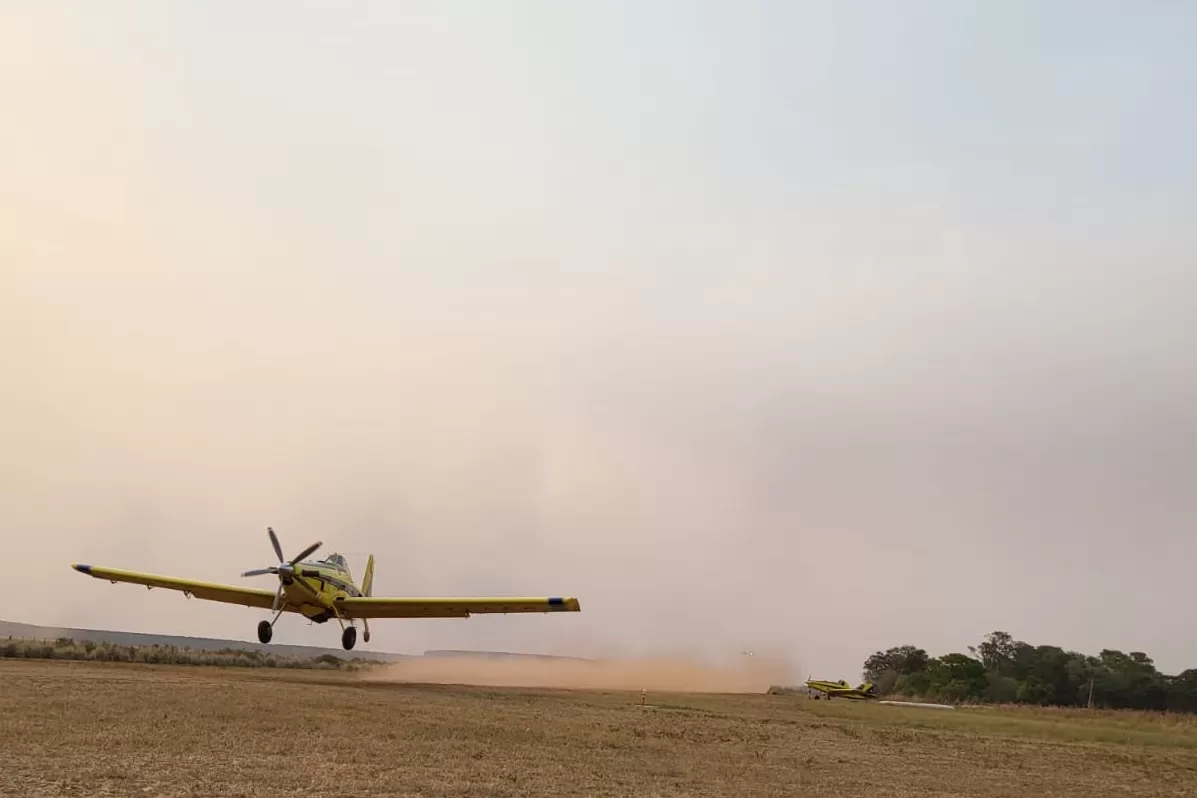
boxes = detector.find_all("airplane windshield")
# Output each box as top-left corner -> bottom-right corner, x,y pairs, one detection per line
325,553 -> 347,570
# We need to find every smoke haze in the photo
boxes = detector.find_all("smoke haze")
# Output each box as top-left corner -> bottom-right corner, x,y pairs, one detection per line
3,4 -> 1196,683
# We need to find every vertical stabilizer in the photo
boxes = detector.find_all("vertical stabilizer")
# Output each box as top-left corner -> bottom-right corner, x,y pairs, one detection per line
362,554 -> 375,597
361,554 -> 375,644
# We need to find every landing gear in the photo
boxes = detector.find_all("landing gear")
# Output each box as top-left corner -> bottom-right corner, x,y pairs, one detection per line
257,601 -> 288,645
258,594 -> 357,650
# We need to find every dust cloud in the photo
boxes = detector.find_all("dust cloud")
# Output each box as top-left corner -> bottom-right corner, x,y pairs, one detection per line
359,653 -> 794,694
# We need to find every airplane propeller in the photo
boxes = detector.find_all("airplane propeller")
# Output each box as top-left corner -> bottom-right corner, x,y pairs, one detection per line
241,527 -> 323,610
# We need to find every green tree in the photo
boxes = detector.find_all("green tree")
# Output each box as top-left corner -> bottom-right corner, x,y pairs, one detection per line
1008,641 -> 1038,681
972,631 -> 1018,676
861,633 -> 1197,712
1095,650 -> 1167,709
926,653 -> 986,702
982,672 -> 1020,703
893,671 -> 931,697
1167,670 -> 1197,712
862,645 -> 930,682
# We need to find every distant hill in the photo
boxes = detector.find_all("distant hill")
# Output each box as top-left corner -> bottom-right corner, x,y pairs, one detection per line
0,619 -> 412,662
0,620 -> 588,663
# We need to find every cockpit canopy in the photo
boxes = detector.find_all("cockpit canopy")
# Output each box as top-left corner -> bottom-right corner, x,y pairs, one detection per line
322,553 -> 349,572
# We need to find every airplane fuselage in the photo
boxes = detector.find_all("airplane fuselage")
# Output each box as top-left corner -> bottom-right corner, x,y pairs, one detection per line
282,560 -> 363,622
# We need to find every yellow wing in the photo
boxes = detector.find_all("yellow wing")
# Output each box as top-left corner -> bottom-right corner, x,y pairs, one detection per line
337,596 -> 581,619
71,564 -> 279,610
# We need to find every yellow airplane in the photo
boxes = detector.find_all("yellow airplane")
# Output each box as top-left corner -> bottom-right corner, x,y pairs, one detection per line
804,678 -> 877,700
71,527 -> 581,651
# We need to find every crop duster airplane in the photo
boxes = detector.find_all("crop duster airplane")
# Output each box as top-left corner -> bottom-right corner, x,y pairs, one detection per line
71,527 -> 581,651
804,678 -> 878,700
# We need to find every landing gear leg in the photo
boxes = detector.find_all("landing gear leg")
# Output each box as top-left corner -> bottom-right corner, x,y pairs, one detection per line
258,603 -> 287,644
329,603 -> 356,651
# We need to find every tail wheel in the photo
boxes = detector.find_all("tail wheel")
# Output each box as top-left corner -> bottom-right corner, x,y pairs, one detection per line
341,626 -> 357,651
257,620 -> 273,644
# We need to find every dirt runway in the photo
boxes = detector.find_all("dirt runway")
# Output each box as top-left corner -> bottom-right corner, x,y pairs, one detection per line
358,652 -> 793,693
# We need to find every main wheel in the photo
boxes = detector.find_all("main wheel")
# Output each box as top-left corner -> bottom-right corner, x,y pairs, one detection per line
257,620 -> 273,644
341,626 -> 357,651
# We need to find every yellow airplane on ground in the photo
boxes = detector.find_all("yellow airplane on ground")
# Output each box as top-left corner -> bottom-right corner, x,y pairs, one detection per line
71,527 -> 581,651
804,678 -> 878,700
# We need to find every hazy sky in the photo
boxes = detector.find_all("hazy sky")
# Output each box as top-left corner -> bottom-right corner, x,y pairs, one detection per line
3,2 -> 1195,681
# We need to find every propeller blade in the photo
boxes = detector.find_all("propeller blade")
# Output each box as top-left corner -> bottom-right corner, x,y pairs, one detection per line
289,540 -> 322,565
241,567 -> 278,577
267,527 -> 284,563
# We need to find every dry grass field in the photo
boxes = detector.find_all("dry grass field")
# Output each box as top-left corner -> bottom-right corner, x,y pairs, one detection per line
2,659 -> 1196,798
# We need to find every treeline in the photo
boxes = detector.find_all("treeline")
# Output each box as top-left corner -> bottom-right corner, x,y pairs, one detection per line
2,636 -> 384,671
863,631 -> 1197,712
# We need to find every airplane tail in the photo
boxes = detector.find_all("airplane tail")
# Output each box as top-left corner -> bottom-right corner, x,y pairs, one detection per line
857,681 -> 876,695
361,554 -> 375,644
362,554 -> 375,597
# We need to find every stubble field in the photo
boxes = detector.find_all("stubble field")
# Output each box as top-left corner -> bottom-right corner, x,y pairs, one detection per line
2,659 -> 1195,797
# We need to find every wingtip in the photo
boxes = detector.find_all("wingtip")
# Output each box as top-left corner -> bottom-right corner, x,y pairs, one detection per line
548,596 -> 581,611
71,563 -> 92,575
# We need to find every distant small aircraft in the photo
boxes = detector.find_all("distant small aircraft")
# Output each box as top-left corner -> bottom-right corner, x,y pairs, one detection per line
72,527 -> 581,651
804,678 -> 878,700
